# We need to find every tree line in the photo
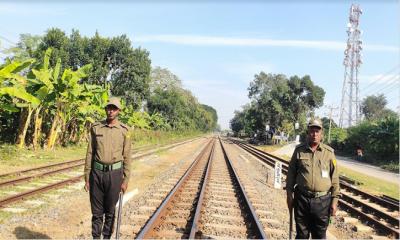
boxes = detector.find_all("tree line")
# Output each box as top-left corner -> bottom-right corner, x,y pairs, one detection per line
328,94 -> 398,169
230,72 -> 398,169
0,28 -> 218,149
230,72 -> 325,139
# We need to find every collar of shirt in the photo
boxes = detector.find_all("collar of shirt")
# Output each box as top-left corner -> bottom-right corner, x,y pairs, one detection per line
101,120 -> 121,129
306,142 -> 322,152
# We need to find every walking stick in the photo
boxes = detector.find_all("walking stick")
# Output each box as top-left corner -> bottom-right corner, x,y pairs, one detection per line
289,207 -> 293,240
115,192 -> 124,240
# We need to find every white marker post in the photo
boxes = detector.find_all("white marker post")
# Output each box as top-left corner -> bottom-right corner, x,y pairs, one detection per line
295,122 -> 300,144
274,161 -> 282,189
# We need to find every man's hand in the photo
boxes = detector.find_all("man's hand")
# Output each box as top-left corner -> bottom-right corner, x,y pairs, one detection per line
84,181 -> 89,192
330,201 -> 337,216
121,182 -> 128,193
287,192 -> 294,211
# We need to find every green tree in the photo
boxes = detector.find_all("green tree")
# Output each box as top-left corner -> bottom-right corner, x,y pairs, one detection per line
361,94 -> 397,120
346,116 -> 399,161
150,66 -> 182,92
147,87 -> 215,131
321,117 -> 337,130
0,58 -> 39,148
33,28 -> 151,110
4,34 -> 42,61
201,104 -> 218,130
239,72 -> 325,139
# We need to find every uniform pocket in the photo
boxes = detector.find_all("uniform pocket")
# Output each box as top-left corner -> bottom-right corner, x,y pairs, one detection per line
298,157 -> 311,172
95,134 -> 104,143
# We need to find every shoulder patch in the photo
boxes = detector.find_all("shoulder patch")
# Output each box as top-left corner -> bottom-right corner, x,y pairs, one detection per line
332,157 -> 337,166
126,130 -> 132,139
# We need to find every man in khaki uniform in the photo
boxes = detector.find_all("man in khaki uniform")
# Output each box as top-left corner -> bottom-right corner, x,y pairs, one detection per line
286,119 -> 340,239
84,97 -> 132,239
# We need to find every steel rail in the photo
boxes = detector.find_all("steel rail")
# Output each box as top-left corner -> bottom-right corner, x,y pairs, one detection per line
338,200 -> 399,238
380,195 -> 400,207
233,139 -> 399,211
0,162 -> 83,188
0,159 -> 84,179
0,137 -> 199,181
340,181 -> 399,212
188,139 -> 216,239
340,192 -> 399,227
232,140 -> 288,173
230,138 -> 400,238
219,138 -> 267,239
0,175 -> 82,208
135,139 -> 214,239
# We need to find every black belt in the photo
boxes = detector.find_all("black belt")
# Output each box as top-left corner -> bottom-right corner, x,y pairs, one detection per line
296,186 -> 329,198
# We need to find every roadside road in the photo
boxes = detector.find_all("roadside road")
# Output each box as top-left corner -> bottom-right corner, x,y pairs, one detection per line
272,142 -> 399,185
336,155 -> 399,185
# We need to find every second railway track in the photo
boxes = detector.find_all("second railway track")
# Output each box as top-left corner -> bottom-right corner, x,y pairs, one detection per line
230,138 -> 400,238
0,137 -> 200,209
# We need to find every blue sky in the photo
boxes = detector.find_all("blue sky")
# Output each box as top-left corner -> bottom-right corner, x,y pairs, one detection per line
0,1 -> 398,129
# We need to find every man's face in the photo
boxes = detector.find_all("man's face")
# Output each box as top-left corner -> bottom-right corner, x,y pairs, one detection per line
308,127 -> 322,145
105,105 -> 120,120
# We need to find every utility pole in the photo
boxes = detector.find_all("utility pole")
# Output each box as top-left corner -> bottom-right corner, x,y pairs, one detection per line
339,4 -> 363,128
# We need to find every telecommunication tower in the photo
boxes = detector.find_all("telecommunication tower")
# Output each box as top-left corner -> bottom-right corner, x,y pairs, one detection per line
339,4 -> 363,128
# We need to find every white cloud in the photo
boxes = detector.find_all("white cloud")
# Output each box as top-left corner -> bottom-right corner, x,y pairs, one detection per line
135,34 -> 399,52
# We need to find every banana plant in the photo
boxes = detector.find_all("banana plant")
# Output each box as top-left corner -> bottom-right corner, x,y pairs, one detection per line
29,48 -> 95,149
0,58 -> 39,148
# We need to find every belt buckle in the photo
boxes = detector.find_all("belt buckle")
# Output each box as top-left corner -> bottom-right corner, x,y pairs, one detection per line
305,190 -> 317,198
311,192 -> 318,198
104,165 -> 110,172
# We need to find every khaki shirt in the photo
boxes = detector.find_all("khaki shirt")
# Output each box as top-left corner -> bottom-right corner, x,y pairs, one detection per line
84,120 -> 132,184
286,142 -> 340,204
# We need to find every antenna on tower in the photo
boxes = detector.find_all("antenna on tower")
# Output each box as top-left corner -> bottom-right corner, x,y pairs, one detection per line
339,4 -> 363,128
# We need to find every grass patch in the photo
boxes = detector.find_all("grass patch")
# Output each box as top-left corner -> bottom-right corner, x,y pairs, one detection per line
131,129 -> 204,148
380,162 -> 399,172
0,144 -> 86,175
0,130 -> 206,175
256,144 -> 285,153
339,165 -> 399,200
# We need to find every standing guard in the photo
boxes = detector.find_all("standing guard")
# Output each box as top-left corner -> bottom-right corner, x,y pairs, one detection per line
286,119 -> 340,239
84,97 -> 132,239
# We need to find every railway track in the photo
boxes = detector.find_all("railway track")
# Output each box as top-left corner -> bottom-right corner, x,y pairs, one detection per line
135,137 -> 267,239
0,137 -> 199,181
230,138 -> 400,238
0,137 -> 199,209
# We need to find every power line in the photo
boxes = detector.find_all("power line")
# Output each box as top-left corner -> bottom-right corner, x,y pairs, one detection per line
386,95 -> 400,103
382,86 -> 400,95
362,76 -> 398,96
0,35 -> 17,46
360,65 -> 400,92
362,75 -> 399,96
